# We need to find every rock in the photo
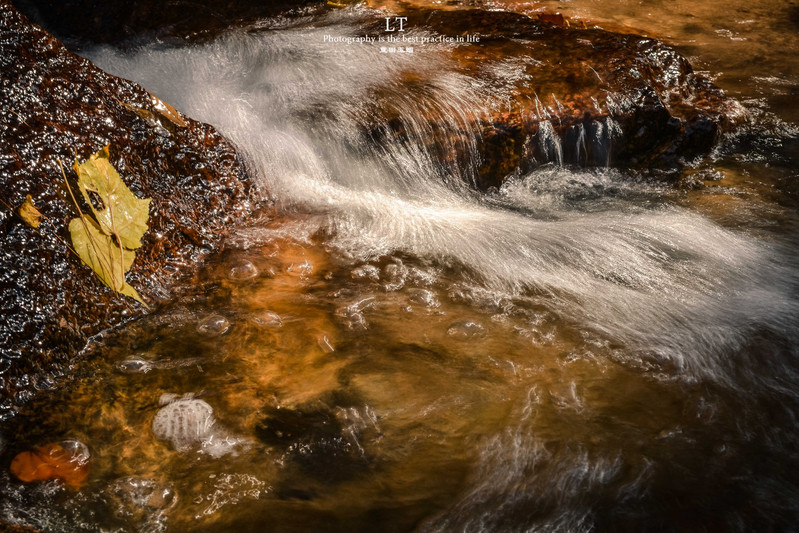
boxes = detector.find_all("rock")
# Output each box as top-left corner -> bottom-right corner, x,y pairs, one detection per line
363,7 -> 745,189
0,2 -> 260,420
255,404 -> 368,483
152,392 -> 243,457
11,0 -> 323,47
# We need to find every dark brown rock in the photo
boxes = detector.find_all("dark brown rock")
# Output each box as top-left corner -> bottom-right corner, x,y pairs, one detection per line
0,1 -> 262,419
11,0 -> 323,47
365,7 -> 745,189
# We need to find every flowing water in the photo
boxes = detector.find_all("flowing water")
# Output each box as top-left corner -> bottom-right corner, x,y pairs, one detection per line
2,2 -> 799,532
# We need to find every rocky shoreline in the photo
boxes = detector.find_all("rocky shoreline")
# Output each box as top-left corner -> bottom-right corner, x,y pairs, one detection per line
0,1 -> 264,420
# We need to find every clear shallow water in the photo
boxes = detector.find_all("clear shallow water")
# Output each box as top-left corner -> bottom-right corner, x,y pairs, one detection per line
2,3 -> 799,532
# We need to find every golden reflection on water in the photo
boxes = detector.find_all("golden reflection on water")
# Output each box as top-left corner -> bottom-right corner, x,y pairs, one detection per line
3,231 -> 698,531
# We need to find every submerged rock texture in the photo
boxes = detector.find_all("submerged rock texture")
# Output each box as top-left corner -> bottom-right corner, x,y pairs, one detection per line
0,2 -> 259,419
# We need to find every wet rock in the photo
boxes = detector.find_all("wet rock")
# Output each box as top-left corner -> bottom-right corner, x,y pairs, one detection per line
12,0 -> 323,47
367,7 -> 744,189
0,3 -> 260,419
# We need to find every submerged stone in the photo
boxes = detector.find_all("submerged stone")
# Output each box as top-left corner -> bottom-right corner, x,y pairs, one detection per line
255,405 -> 368,483
152,394 -> 216,452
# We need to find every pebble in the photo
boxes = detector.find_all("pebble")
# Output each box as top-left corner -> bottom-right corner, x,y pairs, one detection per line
152,394 -> 215,452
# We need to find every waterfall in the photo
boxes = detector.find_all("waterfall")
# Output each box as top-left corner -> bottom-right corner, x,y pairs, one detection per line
89,9 -> 799,385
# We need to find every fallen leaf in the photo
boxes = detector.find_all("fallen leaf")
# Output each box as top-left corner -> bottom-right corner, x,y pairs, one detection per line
118,101 -> 168,134
69,216 -> 144,304
17,194 -> 42,228
148,92 -> 187,128
10,442 -> 90,488
72,145 -> 151,250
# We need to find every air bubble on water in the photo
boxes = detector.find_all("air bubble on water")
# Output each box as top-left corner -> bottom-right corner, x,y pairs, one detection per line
382,260 -> 408,291
407,288 -> 440,308
194,473 -> 268,519
447,320 -> 486,340
197,315 -> 231,336
515,325 -> 555,346
107,476 -> 177,515
105,476 -> 176,532
250,310 -> 283,328
118,357 -> 154,374
405,266 -> 438,287
152,394 -> 244,457
286,260 -> 314,278
351,264 -> 380,281
335,297 -> 376,330
58,439 -> 91,466
228,260 -> 259,280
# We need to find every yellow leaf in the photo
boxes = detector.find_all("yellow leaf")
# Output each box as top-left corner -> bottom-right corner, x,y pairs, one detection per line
18,194 -> 42,228
72,145 -> 151,250
68,216 -> 145,305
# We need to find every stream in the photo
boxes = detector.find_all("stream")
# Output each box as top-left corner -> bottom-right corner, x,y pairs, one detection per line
2,1 -> 799,531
